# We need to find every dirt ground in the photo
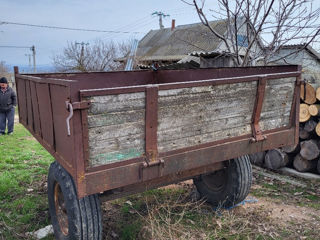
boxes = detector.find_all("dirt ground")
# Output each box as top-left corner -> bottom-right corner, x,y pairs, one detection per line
100,169 -> 320,240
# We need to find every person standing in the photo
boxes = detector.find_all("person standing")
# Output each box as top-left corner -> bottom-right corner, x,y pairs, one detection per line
0,77 -> 17,135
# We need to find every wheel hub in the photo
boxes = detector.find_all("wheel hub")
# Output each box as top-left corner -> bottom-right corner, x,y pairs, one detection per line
54,182 -> 69,235
202,169 -> 228,192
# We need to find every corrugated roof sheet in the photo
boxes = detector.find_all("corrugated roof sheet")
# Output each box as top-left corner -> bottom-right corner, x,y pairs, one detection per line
278,44 -> 320,61
136,20 -> 228,62
137,55 -> 200,70
190,50 -> 236,57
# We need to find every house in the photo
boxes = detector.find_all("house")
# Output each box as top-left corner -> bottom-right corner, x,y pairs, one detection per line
269,44 -> 320,83
118,18 -> 263,69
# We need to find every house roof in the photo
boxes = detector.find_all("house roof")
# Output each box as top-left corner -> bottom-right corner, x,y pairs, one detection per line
280,44 -> 320,61
137,55 -> 200,70
135,19 -> 228,62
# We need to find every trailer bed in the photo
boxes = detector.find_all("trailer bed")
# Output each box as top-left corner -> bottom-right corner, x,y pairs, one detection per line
15,65 -> 301,198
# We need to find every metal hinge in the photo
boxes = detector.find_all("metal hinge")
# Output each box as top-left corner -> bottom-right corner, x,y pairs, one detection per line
139,156 -> 165,181
71,101 -> 91,110
250,123 -> 267,143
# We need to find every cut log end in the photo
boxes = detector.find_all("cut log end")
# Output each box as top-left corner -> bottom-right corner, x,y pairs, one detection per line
300,140 -> 320,161
299,126 -> 310,140
249,152 -> 265,167
304,119 -> 317,133
316,87 -> 320,101
308,104 -> 320,116
299,104 -> 310,122
316,122 -> 320,137
301,83 -> 316,104
282,143 -> 300,154
264,149 -> 289,170
293,154 -> 317,172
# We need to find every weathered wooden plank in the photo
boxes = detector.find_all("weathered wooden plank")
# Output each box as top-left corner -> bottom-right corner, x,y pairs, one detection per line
88,121 -> 145,142
87,109 -> 145,128
89,134 -> 145,154
157,82 -> 256,153
157,89 -> 292,122
85,92 -> 145,114
90,148 -> 144,167
260,107 -> 291,120
86,92 -> 146,167
87,77 -> 295,165
260,116 -> 291,131
158,115 -> 251,143
157,111 -> 290,148
259,78 -> 294,131
157,78 -> 293,99
158,125 -> 252,152
261,79 -> 295,114
158,82 -> 257,97
158,102 -> 291,133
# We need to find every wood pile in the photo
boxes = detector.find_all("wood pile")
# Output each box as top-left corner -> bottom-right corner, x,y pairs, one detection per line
250,82 -> 320,174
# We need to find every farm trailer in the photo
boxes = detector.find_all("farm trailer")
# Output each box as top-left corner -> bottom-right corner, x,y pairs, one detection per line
14,65 -> 301,239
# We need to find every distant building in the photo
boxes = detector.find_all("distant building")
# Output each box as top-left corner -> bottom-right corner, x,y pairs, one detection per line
269,44 -> 320,83
117,19 -> 262,69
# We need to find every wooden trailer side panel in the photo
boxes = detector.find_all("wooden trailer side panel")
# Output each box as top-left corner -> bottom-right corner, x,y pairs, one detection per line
157,81 -> 257,153
260,77 -> 295,130
84,76 -> 296,167
85,92 -> 146,167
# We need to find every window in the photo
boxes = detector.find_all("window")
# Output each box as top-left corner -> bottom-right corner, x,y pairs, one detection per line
237,35 -> 248,47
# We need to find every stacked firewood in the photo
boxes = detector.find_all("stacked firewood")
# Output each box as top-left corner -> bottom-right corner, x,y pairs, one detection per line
250,82 -> 320,174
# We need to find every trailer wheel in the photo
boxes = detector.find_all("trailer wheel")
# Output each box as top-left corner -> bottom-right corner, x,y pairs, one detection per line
48,161 -> 102,240
194,155 -> 252,208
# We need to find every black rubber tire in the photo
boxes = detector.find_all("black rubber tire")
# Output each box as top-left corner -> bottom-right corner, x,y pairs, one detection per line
194,155 -> 252,208
48,161 -> 102,240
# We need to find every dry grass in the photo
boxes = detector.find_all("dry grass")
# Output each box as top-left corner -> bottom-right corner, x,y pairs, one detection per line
101,174 -> 320,240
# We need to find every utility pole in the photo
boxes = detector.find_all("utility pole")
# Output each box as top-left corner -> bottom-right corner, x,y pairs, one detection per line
75,42 -> 89,71
30,45 -> 36,73
152,11 -> 170,29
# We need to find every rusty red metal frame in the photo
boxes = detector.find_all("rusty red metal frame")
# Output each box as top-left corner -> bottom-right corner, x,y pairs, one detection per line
84,126 -> 296,196
79,71 -> 300,98
251,77 -> 267,142
15,65 -> 302,199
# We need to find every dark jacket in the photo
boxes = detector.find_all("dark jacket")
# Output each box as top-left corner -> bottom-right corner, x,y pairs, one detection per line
0,87 -> 17,112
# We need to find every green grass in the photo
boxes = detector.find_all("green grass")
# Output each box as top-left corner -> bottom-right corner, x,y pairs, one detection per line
1,123 -> 320,240
0,123 -> 54,240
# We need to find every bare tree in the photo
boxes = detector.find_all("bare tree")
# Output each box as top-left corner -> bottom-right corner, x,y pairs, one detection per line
182,0 -> 320,66
53,40 -> 131,72
0,61 -> 9,74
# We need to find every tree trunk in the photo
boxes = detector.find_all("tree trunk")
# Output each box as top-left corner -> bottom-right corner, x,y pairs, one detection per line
304,119 -> 318,133
299,104 -> 311,122
300,139 -> 320,160
249,152 -> 265,167
299,125 -> 310,140
264,149 -> 289,170
308,104 -> 320,116
301,82 -> 316,104
293,154 -> 317,172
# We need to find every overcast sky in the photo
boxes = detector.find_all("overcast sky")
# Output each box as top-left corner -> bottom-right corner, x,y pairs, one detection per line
1,0 -> 319,68
0,0 -> 214,66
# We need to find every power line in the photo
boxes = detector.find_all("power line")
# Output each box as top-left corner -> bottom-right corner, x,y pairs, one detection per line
0,21 -> 143,34
0,45 -> 30,48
